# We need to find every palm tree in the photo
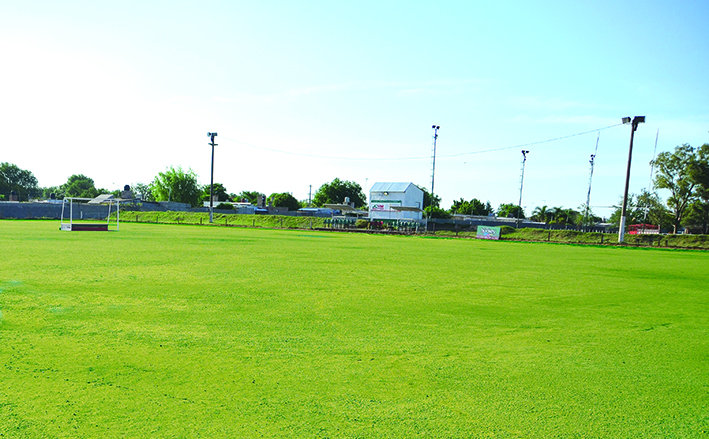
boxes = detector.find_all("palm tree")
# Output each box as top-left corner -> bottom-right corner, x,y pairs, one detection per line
531,205 -> 549,223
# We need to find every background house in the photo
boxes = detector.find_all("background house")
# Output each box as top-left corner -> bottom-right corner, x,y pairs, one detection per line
369,182 -> 423,220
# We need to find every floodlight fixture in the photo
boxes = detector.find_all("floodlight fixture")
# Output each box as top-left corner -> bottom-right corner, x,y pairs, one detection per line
622,117 -> 632,124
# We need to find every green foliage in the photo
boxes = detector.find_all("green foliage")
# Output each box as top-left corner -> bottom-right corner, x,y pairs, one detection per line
547,206 -> 581,226
61,174 -> 100,198
269,192 -> 302,211
449,198 -> 493,216
115,211 -> 326,229
530,205 -> 550,223
150,166 -> 201,207
131,182 -> 154,201
683,196 -> 709,234
41,185 -> 63,199
416,184 -> 441,209
652,144 -> 702,233
313,178 -> 366,207
424,205 -> 451,219
236,190 -> 261,204
215,202 -> 234,210
497,203 -> 525,219
201,183 -> 230,203
683,144 -> 709,234
499,225 -> 516,234
0,162 -> 40,201
609,190 -> 673,231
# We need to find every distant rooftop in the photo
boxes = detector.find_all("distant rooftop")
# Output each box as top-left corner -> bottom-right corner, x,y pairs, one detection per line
370,182 -> 419,193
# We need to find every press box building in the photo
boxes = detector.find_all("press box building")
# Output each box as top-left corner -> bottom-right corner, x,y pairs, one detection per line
369,182 -> 424,220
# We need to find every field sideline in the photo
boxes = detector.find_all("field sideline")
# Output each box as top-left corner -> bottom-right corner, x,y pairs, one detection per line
1,220 -> 708,438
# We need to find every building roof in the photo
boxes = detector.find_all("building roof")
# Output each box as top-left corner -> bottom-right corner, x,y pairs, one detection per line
370,182 -> 420,193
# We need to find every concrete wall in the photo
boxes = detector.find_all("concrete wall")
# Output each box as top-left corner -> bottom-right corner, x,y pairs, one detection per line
0,202 -> 114,219
0,201 -> 202,219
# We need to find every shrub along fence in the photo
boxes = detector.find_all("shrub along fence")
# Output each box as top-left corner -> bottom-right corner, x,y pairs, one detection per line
114,211 -> 327,229
111,211 -> 709,250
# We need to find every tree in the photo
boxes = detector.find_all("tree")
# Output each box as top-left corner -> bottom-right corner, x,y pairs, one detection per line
41,186 -> 64,199
132,182 -> 154,202
530,205 -> 550,223
424,205 -> 451,219
236,190 -> 261,204
652,144 -> 700,233
684,194 -> 709,234
0,162 -> 40,201
150,166 -> 202,207
684,144 -> 709,233
578,204 -> 602,227
497,203 -> 525,219
269,192 -> 302,211
313,178 -> 366,208
200,183 -> 230,203
416,185 -> 441,209
61,174 -> 100,198
609,190 -> 672,230
449,198 -> 493,216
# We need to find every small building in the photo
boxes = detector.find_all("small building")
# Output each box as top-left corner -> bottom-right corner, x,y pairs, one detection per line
369,182 -> 424,220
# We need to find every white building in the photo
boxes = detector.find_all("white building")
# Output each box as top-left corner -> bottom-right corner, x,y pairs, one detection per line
369,182 -> 424,220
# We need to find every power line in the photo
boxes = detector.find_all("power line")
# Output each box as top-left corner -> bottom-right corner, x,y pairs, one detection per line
220,123 -> 623,162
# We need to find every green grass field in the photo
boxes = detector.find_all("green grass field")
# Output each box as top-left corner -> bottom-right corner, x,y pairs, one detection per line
1,220 -> 708,438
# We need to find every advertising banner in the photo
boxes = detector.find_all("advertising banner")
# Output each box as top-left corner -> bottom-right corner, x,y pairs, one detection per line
476,226 -> 501,240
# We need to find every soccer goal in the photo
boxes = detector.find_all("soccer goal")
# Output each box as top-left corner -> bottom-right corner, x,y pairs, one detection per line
60,194 -> 121,231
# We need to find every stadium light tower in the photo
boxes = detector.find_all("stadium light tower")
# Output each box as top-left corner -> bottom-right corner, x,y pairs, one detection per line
208,132 -> 218,224
429,125 -> 440,221
618,116 -> 645,243
516,150 -> 529,228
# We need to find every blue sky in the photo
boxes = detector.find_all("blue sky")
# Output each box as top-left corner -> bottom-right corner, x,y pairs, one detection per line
2,1 -> 708,217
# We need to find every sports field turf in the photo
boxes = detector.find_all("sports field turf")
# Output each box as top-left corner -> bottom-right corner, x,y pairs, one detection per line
1,220 -> 707,438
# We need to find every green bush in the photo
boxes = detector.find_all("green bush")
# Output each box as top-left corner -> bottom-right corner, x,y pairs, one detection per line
355,219 -> 369,229
216,203 -> 234,210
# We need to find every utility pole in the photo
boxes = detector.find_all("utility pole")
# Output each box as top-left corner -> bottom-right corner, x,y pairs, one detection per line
208,132 -> 218,224
618,116 -> 645,243
429,125 -> 440,221
308,185 -> 312,207
516,150 -> 529,228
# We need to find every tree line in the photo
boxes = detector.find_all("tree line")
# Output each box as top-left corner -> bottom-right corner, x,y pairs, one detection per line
2,142 -> 708,232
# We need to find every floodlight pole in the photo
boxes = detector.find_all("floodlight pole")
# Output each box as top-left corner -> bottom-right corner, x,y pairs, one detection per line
429,125 -> 440,222
584,132 -> 601,232
516,150 -> 529,229
618,116 -> 645,243
584,153 -> 596,231
208,132 -> 218,224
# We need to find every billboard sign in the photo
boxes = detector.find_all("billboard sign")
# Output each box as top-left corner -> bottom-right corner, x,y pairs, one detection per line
476,226 -> 501,240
